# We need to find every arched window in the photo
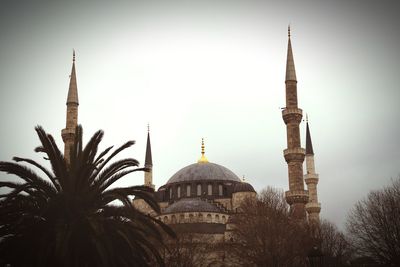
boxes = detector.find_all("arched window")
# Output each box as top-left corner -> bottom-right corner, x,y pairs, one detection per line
189,214 -> 194,222
218,184 -> 223,196
222,216 -> 226,223
177,186 -> 181,198
197,184 -> 202,196
179,214 -> 185,223
198,213 -> 203,222
169,188 -> 172,199
208,184 -> 212,195
215,214 -> 219,223
171,215 -> 176,223
186,184 -> 191,197
163,216 -> 168,223
206,214 -> 212,223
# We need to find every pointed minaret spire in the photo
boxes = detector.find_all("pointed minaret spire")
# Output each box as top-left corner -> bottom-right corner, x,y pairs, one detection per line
286,25 -> 297,82
67,50 -> 79,105
304,118 -> 321,226
62,50 -> 79,164
305,115 -> 314,155
198,138 -> 209,163
144,124 -> 155,189
145,124 -> 153,168
282,27 -> 308,220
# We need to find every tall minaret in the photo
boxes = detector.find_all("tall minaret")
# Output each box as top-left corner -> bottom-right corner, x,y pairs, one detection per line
282,27 -> 309,220
304,116 -> 321,225
144,125 -> 155,189
61,51 -> 79,164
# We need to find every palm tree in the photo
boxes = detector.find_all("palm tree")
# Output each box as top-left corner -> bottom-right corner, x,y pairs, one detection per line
0,126 -> 174,267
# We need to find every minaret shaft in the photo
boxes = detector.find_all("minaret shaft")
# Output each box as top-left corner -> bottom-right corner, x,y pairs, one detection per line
285,81 -> 299,108
305,122 -> 321,225
144,171 -> 154,189
61,51 -> 79,164
282,28 -> 308,220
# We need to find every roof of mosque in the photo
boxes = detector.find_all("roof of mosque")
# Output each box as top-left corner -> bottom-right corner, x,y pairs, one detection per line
163,198 -> 224,214
165,162 -> 241,184
233,182 -> 256,193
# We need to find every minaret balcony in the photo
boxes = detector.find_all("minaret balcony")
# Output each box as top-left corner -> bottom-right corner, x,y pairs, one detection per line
61,128 -> 76,142
282,108 -> 302,124
306,202 -> 321,213
304,174 -> 319,184
285,190 -> 309,205
283,147 -> 305,162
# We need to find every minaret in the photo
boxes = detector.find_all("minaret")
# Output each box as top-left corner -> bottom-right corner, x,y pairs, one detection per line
282,26 -> 309,219
144,125 -> 155,189
304,116 -> 321,225
61,51 -> 79,164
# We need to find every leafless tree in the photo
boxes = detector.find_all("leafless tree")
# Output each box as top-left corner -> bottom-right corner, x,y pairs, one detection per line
229,187 -> 312,267
162,233 -> 213,267
316,219 -> 352,265
346,177 -> 400,266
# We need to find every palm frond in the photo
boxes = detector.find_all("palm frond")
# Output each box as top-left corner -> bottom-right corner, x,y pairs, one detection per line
0,162 -> 57,196
97,166 -> 144,193
94,145 -> 113,165
13,157 -> 60,192
34,126 -> 67,189
91,140 -> 135,179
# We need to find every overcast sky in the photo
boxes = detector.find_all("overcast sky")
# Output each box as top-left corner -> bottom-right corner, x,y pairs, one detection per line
1,0 -> 399,229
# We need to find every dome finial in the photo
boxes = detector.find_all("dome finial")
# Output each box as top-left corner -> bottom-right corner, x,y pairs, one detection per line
288,24 -> 291,38
198,138 -> 209,163
73,49 -> 76,62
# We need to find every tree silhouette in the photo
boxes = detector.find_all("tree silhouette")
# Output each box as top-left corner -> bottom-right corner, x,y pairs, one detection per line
229,187 -> 312,266
347,177 -> 400,266
316,219 -> 352,266
0,126 -> 174,267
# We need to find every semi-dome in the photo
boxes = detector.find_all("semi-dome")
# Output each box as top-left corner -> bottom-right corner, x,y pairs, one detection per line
233,182 -> 256,193
163,198 -> 223,214
166,162 -> 241,184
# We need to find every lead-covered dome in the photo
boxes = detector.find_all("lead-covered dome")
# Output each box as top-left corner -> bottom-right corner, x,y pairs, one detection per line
166,162 -> 241,184
163,198 -> 223,214
233,182 -> 256,193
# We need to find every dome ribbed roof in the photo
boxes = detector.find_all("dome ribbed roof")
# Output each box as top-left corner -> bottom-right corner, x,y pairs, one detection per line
233,182 -> 256,193
163,198 -> 222,214
166,162 -> 241,184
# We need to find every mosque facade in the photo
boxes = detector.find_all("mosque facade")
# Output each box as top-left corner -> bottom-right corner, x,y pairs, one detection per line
60,28 -> 321,246
133,136 -> 257,243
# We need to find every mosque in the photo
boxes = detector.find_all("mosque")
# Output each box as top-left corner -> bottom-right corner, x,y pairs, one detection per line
61,28 -> 321,244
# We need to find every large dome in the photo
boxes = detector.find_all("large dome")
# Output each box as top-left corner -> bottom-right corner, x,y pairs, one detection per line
166,162 -> 241,184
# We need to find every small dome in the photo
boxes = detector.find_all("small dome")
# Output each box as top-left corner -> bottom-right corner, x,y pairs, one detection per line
233,182 -> 256,193
166,162 -> 241,184
163,198 -> 223,214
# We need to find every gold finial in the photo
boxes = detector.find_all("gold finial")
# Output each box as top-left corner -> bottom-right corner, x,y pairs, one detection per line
242,175 -> 246,182
198,138 -> 209,163
288,25 -> 291,38
73,49 -> 76,62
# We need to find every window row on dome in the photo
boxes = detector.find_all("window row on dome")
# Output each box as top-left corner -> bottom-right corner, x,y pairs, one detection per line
161,212 -> 228,224
164,182 -> 228,201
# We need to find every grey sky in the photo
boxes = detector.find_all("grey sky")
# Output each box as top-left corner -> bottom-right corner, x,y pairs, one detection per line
1,0 -> 399,229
